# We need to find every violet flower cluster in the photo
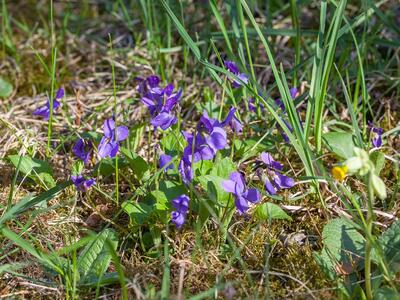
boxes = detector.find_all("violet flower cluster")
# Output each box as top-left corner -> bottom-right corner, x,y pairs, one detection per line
33,88 -> 64,120
178,107 -> 242,185
139,75 -> 182,130
258,152 -> 295,195
71,118 -> 129,191
222,171 -> 261,214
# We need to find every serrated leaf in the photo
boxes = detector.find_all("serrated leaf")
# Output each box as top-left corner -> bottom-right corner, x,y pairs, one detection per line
376,219 -> 400,273
255,203 -> 292,221
0,77 -> 13,98
8,155 -> 55,188
316,218 -> 365,279
323,132 -> 356,159
77,229 -> 118,282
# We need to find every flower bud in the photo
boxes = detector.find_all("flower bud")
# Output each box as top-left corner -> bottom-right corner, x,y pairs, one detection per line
371,173 -> 387,200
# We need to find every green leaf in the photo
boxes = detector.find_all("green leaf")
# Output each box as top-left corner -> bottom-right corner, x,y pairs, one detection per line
160,129 -> 184,154
315,218 -> 364,280
120,147 -> 149,180
72,160 -> 84,176
159,180 -> 187,201
370,151 -> 385,175
122,201 -> 154,225
77,229 -> 118,283
376,219 -> 400,273
323,132 -> 356,159
210,157 -> 236,179
374,287 -> 400,300
0,77 -> 13,98
93,157 -> 129,177
8,155 -> 56,188
198,175 -> 230,205
255,203 -> 292,221
0,181 -> 71,226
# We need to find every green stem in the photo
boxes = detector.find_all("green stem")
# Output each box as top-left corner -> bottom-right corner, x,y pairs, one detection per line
365,172 -> 374,300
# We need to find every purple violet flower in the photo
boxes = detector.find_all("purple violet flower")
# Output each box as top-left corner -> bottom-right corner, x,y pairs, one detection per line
171,194 -> 190,228
136,75 -> 161,95
159,154 -> 174,171
224,60 -> 248,88
368,121 -> 383,148
178,157 -> 193,185
33,87 -> 64,120
97,118 -> 129,159
258,152 -> 295,195
220,107 -> 243,133
71,174 -> 96,192
140,79 -> 182,130
222,172 -> 261,214
73,138 -> 93,164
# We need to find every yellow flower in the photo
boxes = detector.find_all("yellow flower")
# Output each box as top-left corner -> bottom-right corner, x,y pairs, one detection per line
332,165 -> 348,181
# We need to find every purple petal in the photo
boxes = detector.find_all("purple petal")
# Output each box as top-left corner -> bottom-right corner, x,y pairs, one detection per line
164,89 -> 182,111
372,136 -> 382,148
33,106 -> 50,119
206,127 -> 227,152
83,178 -> 96,190
272,172 -> 295,190
224,60 -> 239,74
50,99 -> 61,110
181,131 -> 193,144
220,107 -> 236,127
71,174 -> 95,191
103,119 -> 115,139
234,195 -> 249,214
229,172 -> 246,194
115,126 -> 129,142
55,88 -> 65,99
162,83 -> 175,97
221,179 -> 237,194
260,152 -> 283,170
277,173 -> 295,189
147,75 -> 160,88
198,110 -> 218,133
151,112 -> 177,130
290,87 -> 298,99
264,178 -> 277,195
179,159 -> 193,185
244,188 -> 261,203
73,138 -> 92,164
97,137 -> 114,159
172,194 -> 190,213
233,73 -> 248,88
159,154 -> 173,171
171,211 -> 186,228
196,145 -> 215,161
141,96 -> 156,113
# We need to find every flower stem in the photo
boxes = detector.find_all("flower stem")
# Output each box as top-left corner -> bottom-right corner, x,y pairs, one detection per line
365,172 -> 374,300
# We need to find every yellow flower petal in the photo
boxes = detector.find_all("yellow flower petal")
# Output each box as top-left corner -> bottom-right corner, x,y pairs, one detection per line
332,165 -> 348,181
